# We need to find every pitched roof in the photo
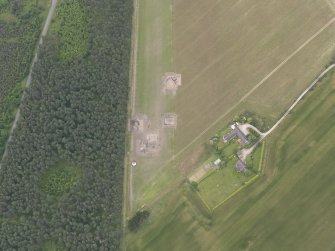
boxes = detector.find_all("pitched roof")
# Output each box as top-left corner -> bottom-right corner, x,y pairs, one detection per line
235,127 -> 249,145
223,130 -> 237,142
235,160 -> 247,172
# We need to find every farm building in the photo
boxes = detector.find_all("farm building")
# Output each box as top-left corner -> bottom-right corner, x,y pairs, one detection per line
214,159 -> 221,167
235,160 -> 247,172
223,130 -> 237,142
235,127 -> 249,145
223,123 -> 249,145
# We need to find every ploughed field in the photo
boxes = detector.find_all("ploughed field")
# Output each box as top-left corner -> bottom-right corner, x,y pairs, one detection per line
174,0 -> 335,152
127,69 -> 335,251
129,0 -> 335,212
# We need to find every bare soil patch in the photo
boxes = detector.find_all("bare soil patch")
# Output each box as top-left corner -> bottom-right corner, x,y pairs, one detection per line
162,113 -> 178,128
161,72 -> 182,95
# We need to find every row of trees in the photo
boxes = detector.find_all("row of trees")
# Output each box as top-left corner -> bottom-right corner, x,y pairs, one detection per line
0,0 -> 47,155
0,0 -> 133,250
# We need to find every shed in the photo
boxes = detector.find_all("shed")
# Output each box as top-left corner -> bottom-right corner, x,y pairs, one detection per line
214,159 -> 222,166
235,160 -> 247,172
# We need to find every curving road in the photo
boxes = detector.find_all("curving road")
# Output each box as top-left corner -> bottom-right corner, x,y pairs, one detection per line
240,64 -> 335,160
0,0 -> 57,168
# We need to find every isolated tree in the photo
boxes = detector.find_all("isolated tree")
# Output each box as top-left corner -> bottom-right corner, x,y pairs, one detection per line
190,181 -> 199,192
128,210 -> 150,232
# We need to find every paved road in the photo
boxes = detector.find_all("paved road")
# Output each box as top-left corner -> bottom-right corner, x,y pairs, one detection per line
0,0 -> 58,169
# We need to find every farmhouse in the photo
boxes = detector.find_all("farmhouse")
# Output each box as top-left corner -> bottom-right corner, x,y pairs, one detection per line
223,123 -> 249,145
235,127 -> 249,145
235,159 -> 247,172
223,130 -> 236,142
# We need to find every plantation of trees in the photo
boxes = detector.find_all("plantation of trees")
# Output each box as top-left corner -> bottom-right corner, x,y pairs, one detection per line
0,0 -> 48,156
0,0 -> 133,250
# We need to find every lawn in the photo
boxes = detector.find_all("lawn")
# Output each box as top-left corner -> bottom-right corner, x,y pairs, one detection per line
126,70 -> 335,250
198,164 -> 254,209
197,138 -> 263,210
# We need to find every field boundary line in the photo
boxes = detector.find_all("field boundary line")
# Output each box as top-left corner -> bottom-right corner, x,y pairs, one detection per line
163,17 -> 335,170
325,0 -> 335,13
258,142 -> 266,173
0,0 -> 58,170
125,0 -> 139,215
198,169 -> 215,183
210,64 -> 335,212
263,64 -> 335,137
212,175 -> 259,211
196,191 -> 212,213
211,143 -> 266,211
122,0 -> 140,247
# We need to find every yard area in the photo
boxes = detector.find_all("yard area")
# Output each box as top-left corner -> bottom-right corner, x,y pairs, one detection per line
198,163 -> 254,209
127,68 -> 335,251
129,0 -> 335,210
127,0 -> 335,242
196,137 -> 264,210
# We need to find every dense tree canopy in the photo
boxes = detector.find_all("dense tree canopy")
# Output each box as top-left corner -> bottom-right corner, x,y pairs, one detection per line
0,0 -> 47,155
0,0 -> 133,250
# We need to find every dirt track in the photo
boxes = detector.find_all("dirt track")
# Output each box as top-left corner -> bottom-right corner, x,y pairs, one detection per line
0,0 -> 58,169
240,63 -> 335,160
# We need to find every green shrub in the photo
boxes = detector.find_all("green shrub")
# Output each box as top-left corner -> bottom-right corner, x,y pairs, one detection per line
128,210 -> 150,232
57,0 -> 88,61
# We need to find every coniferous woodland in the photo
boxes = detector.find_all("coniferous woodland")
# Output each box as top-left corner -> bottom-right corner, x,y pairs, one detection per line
0,0 -> 133,250
0,0 -> 47,155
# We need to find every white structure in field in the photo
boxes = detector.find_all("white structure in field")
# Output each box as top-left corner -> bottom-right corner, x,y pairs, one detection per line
214,159 -> 222,166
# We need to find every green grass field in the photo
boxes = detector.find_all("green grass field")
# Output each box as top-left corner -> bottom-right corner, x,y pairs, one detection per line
126,70 -> 335,250
198,166 -> 254,209
130,0 -> 177,210
135,0 -> 173,114
128,0 -> 335,213
198,140 -> 265,208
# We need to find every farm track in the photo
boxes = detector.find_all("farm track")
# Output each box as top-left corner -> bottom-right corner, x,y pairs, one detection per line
240,64 -> 335,160
133,21 -> 335,210
0,0 -> 57,169
122,0 -> 140,248
125,0 -> 140,216
158,17 -> 335,172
